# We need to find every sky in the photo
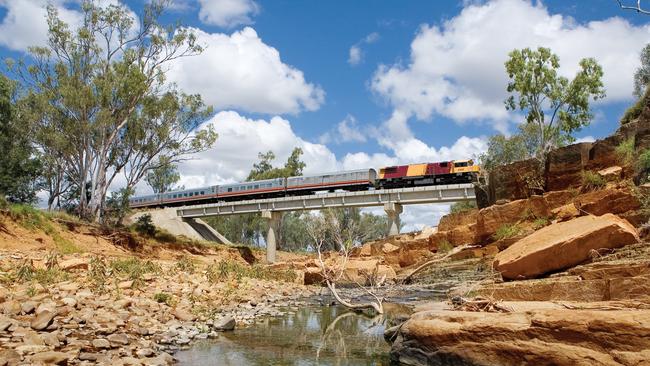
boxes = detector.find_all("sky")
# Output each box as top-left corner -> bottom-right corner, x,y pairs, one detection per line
1,0 -> 649,230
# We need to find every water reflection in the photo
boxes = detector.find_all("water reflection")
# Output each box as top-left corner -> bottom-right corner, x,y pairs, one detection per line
176,304 -> 410,366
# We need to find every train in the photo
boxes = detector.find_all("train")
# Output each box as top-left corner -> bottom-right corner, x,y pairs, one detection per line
129,159 -> 480,208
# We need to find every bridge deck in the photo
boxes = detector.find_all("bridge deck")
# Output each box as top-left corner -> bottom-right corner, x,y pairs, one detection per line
176,183 -> 476,218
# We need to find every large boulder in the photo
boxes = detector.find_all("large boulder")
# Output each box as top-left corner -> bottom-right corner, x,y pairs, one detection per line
389,307 -> 650,366
574,187 -> 641,217
493,214 -> 639,280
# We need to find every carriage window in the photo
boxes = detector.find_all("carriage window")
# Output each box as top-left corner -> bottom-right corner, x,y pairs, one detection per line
228,188 -> 232,192
184,193 -> 188,197
254,185 -> 259,189
247,185 -> 253,190
201,191 -> 205,195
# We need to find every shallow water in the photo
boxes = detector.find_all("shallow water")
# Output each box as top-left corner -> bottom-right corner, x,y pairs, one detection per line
175,304 -> 411,366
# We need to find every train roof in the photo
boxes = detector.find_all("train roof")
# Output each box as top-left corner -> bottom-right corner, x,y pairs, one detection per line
287,168 -> 375,180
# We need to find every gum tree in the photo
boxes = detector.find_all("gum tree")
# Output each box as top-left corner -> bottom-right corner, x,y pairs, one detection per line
504,47 -> 605,157
12,1 -> 215,220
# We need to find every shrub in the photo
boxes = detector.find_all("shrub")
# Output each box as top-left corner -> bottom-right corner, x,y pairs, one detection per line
89,256 -> 108,292
175,255 -> 196,274
621,97 -> 644,125
13,260 -> 68,285
615,137 -> 636,166
207,261 -> 297,283
153,292 -> 174,306
492,224 -> 522,241
581,171 -> 606,191
110,257 -> 161,285
134,214 -> 156,236
532,217 -> 549,230
437,240 -> 453,253
450,201 -> 477,214
638,149 -> 650,181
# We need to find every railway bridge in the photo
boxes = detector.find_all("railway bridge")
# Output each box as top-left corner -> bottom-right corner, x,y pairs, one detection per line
175,183 -> 477,263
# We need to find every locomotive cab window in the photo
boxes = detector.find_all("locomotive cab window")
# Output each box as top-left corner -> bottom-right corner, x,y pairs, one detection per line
454,162 -> 468,167
440,162 -> 448,167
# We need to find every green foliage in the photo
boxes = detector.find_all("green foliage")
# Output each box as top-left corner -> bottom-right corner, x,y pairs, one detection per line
207,261 -> 297,283
437,240 -> 453,253
532,217 -> 550,230
104,188 -> 134,227
134,214 -> 156,236
247,147 -> 306,181
634,44 -> 650,98
504,47 -> 605,156
616,137 -> 636,165
175,255 -> 196,274
110,257 -> 161,284
13,260 -> 68,285
492,224 -> 522,241
145,156 -> 181,194
581,170 -> 606,191
0,75 -> 42,203
89,256 -> 109,292
479,123 -> 555,172
621,91 -> 647,125
450,201 -> 477,214
153,292 -> 174,306
7,204 -> 48,231
638,149 -> 650,182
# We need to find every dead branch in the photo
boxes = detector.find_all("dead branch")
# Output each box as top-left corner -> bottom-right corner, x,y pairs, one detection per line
402,244 -> 478,284
308,212 -> 384,314
450,296 -> 512,313
616,0 -> 650,14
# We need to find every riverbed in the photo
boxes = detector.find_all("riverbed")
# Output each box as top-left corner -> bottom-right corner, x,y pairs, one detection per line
174,304 -> 410,365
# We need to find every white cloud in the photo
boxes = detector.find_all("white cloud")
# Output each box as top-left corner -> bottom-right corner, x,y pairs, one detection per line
319,115 -> 367,144
0,0 -> 81,51
348,32 -> 380,66
197,0 -> 259,28
0,0 -> 135,52
371,0 -> 650,131
348,46 -> 362,65
574,135 -> 596,143
167,27 -> 325,115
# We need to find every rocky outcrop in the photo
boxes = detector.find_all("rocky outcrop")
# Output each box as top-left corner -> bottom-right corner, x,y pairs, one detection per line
476,195 -> 550,242
546,142 -> 593,191
389,306 -> 650,366
494,214 -> 640,280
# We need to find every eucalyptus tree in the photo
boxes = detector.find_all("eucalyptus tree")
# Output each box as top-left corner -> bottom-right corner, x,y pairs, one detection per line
10,0 -> 213,220
504,47 -> 605,157
145,156 -> 181,194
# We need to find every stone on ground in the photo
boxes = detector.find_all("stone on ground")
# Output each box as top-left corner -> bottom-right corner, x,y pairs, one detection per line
494,214 -> 639,280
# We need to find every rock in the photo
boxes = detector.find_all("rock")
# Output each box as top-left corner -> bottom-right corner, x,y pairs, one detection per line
57,282 -> 78,292
546,142 -> 593,191
172,308 -> 196,322
476,195 -> 551,242
78,353 -> 99,361
118,280 -> 134,289
21,301 -> 36,315
494,214 -> 640,280
59,258 -> 89,271
2,300 -> 21,316
61,297 -> 77,308
41,332 -> 60,348
488,158 -> 544,203
574,188 -> 641,217
107,333 -> 130,346
389,307 -> 650,366
15,345 -> 49,355
0,316 -> 11,331
213,316 -> 236,331
30,310 -> 55,331
92,338 -> 111,349
598,166 -> 623,181
552,203 -> 581,222
303,267 -> 324,286
135,348 -> 155,358
0,349 -> 20,366
30,351 -> 70,365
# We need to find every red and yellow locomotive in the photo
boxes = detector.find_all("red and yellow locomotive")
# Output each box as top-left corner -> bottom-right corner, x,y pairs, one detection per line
377,159 -> 480,189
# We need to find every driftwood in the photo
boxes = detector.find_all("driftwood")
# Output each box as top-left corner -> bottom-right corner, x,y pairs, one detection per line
451,296 -> 512,313
402,244 -> 477,284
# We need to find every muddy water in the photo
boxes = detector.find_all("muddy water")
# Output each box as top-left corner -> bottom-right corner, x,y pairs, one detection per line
175,304 -> 412,366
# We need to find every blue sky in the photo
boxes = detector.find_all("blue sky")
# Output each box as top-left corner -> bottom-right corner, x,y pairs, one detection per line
1,0 -> 649,229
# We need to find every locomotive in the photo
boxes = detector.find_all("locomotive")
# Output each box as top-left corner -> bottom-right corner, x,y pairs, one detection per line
129,159 -> 480,208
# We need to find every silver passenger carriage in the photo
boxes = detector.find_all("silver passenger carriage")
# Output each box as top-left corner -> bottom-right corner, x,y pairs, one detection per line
286,169 -> 376,193
160,186 -> 216,205
217,178 -> 286,200
129,194 -> 161,208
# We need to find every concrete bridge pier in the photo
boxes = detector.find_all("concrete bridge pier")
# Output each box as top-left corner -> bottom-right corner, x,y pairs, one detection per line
261,210 -> 283,263
384,202 -> 403,236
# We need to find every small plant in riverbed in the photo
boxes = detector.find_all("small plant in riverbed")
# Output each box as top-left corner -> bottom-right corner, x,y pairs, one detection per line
437,240 -> 453,253
26,286 -> 37,297
581,170 -> 606,191
493,224 -> 522,241
89,256 -> 109,292
110,257 -> 161,286
13,260 -> 68,285
208,261 -> 297,283
175,255 -> 196,274
154,292 -> 174,306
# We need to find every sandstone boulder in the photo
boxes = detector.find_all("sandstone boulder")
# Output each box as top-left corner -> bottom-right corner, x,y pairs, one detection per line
59,258 -> 89,271
494,214 -> 639,280
574,188 -> 640,217
598,166 -> 623,181
389,307 -> 650,366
